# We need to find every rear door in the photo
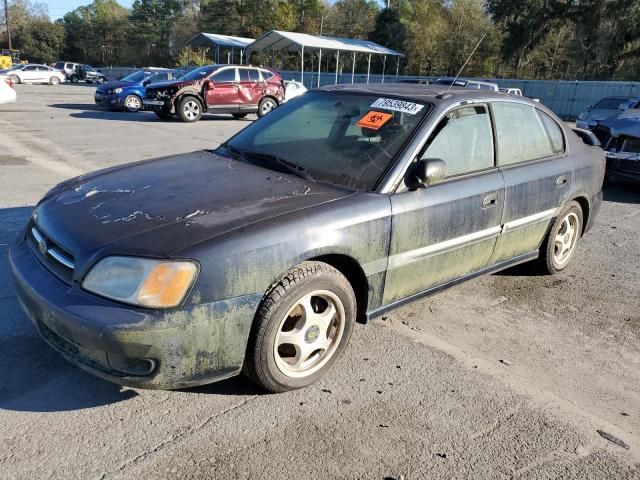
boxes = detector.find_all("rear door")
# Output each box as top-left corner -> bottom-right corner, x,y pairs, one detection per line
383,104 -> 505,304
205,67 -> 241,111
237,68 -> 262,107
489,101 -> 570,263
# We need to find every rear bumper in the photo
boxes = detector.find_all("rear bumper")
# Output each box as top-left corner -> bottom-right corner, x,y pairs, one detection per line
585,190 -> 603,234
9,236 -> 262,389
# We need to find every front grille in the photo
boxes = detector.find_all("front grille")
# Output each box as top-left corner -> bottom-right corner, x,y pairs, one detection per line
28,223 -> 75,284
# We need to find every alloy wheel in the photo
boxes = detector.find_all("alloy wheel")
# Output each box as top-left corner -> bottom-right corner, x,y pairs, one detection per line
273,290 -> 345,378
126,96 -> 142,112
261,99 -> 276,115
183,100 -> 200,120
553,212 -> 579,267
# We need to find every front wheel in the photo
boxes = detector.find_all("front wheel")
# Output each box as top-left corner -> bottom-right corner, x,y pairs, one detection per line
243,261 -> 356,393
50,76 -> 60,85
257,97 -> 277,117
177,97 -> 202,122
70,74 -> 79,83
124,94 -> 142,112
9,74 -> 19,84
96,77 -> 106,84
539,201 -> 583,274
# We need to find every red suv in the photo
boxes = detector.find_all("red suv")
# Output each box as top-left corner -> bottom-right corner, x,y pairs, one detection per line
143,64 -> 285,122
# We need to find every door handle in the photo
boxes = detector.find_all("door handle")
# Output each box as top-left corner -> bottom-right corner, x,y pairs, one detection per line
482,193 -> 498,208
555,175 -> 568,188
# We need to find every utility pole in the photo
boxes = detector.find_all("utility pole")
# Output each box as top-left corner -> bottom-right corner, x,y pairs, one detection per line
3,0 -> 11,50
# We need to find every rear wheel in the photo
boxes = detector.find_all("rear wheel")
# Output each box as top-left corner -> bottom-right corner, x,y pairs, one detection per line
539,201 -> 583,274
124,94 -> 142,112
49,76 -> 60,85
243,261 -> 356,392
70,74 -> 79,83
232,113 -> 247,119
257,97 -> 277,117
177,97 -> 203,122
96,76 -> 106,84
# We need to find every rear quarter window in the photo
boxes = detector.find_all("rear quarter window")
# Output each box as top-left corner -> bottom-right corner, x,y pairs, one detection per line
492,102 -> 555,166
536,110 -> 565,154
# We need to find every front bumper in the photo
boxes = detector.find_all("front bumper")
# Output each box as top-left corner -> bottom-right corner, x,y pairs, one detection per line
94,92 -> 122,108
605,154 -> 640,180
9,236 -> 262,389
142,98 -> 170,111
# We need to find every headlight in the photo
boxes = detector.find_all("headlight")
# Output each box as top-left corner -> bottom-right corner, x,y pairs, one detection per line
114,87 -> 122,94
82,256 -> 198,308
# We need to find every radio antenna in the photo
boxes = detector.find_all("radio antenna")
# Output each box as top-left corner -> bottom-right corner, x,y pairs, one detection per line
446,33 -> 486,93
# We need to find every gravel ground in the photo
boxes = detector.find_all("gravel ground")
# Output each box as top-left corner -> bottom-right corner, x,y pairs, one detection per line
0,84 -> 639,480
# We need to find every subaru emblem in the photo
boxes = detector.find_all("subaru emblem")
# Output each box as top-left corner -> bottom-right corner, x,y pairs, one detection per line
38,239 -> 47,255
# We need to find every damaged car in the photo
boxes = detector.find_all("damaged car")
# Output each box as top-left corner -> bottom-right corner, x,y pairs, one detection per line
597,113 -> 640,181
10,85 -> 604,393
143,64 -> 285,122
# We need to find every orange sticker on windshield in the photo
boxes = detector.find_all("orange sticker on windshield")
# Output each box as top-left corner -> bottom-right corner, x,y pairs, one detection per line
356,111 -> 393,130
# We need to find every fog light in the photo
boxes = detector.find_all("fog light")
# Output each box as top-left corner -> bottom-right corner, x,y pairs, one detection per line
107,354 -> 156,376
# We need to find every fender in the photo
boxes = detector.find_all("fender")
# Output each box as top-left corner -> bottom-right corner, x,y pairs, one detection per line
172,84 -> 206,111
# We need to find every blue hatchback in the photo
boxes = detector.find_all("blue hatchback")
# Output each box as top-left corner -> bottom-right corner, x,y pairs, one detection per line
95,68 -> 185,112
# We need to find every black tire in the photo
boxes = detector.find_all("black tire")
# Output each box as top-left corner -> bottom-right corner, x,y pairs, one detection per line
232,113 -> 248,119
539,200 -> 583,274
177,96 -> 203,123
96,76 -> 106,84
124,94 -> 142,113
243,261 -> 356,393
9,74 -> 20,84
70,74 -> 79,83
257,97 -> 278,118
49,76 -> 60,85
154,109 -> 172,119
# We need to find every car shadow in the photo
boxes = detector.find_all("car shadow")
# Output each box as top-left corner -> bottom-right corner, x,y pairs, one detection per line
183,375 -> 264,396
66,111 -> 254,123
0,206 -> 139,412
603,177 -> 640,204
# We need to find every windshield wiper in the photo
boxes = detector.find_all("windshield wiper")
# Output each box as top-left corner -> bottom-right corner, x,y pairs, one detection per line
243,151 -> 316,182
217,142 -> 249,163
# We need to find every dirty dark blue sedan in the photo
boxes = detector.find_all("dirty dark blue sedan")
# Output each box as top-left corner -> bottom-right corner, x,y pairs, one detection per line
10,85 -> 604,392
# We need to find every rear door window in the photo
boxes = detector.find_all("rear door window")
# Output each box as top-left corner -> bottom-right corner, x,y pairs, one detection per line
492,102 -> 555,166
420,105 -> 494,177
238,68 -> 256,82
260,70 -> 274,81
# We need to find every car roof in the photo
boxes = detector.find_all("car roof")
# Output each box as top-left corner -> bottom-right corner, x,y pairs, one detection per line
318,83 -> 538,107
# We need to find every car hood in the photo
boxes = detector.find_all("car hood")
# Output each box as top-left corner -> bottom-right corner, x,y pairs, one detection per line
600,113 -> 640,139
34,151 -> 353,261
588,109 -> 620,122
98,80 -> 139,91
146,79 -> 196,91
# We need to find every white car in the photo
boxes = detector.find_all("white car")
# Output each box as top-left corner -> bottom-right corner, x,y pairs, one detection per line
0,75 -> 17,104
500,87 -> 523,96
284,80 -> 307,102
5,64 -> 65,85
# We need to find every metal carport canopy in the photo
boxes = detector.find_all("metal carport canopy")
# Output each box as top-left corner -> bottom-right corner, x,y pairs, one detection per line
246,30 -> 403,86
186,33 -> 255,64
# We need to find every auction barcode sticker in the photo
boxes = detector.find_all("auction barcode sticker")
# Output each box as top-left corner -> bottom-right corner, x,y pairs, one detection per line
370,98 -> 424,115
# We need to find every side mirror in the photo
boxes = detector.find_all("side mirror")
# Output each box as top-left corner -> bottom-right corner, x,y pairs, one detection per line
204,79 -> 214,90
413,158 -> 447,187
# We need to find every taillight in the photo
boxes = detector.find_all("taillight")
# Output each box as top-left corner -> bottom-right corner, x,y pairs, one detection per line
4,77 -> 13,89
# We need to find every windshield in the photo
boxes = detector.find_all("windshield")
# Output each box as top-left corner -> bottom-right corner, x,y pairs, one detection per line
120,70 -> 148,83
594,97 -> 635,110
179,66 -> 216,81
221,91 -> 430,190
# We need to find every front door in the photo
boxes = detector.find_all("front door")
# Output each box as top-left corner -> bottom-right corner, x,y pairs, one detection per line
489,101 -> 571,263
383,104 -> 504,304
205,67 -> 241,112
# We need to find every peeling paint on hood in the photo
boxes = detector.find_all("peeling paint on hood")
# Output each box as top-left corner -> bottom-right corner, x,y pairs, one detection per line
34,151 -> 353,259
